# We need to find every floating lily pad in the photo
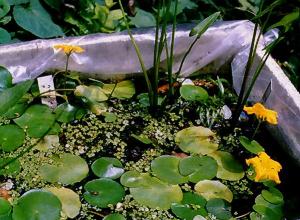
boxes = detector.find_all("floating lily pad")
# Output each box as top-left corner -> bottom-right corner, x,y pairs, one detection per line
46,187 -> 81,219
171,192 -> 207,220
151,156 -> 188,184
206,198 -> 232,220
12,189 -> 62,220
91,157 -> 124,179
103,213 -> 126,220
0,158 -> 21,176
179,156 -> 218,183
0,197 -> 12,219
121,171 -> 183,209
180,85 -> 209,102
84,178 -> 125,208
14,104 -> 56,138
195,180 -> 233,202
239,136 -> 265,154
253,195 -> 283,220
102,80 -> 135,99
210,151 -> 244,181
261,188 -> 284,205
120,171 -> 154,188
40,153 -> 89,185
175,126 -> 218,155
54,103 -> 78,123
130,179 -> 183,210
74,85 -> 108,102
0,124 -> 25,152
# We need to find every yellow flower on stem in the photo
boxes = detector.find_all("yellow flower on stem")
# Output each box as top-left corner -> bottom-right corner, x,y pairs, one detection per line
243,103 -> 278,125
53,44 -> 84,55
246,152 -> 282,184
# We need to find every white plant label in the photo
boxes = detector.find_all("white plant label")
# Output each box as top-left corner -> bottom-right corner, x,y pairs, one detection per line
37,75 -> 57,109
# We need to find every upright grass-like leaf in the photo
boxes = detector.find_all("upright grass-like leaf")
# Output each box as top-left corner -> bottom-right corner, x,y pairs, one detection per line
118,0 -> 153,104
175,12 -> 221,78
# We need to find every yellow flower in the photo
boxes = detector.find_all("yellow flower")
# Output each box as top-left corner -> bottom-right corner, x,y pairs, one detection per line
246,152 -> 282,184
53,44 -> 84,55
243,103 -> 278,125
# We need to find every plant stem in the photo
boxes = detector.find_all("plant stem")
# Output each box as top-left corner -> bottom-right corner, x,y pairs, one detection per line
118,0 -> 153,104
252,119 -> 262,140
175,36 -> 199,78
37,88 -> 75,97
65,54 -> 70,73
107,82 -> 118,100
168,0 -> 178,97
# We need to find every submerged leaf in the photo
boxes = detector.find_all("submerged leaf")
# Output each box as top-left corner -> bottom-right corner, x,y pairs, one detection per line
74,85 -> 108,102
206,198 -> 232,220
102,80 -> 135,99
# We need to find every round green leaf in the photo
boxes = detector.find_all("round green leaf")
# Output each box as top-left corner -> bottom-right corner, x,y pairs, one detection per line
103,112 -> 117,122
103,213 -> 126,220
120,171 -> 154,188
2,102 -> 28,119
171,192 -> 207,220
206,198 -> 232,220
0,80 -> 33,117
0,0 -> 10,18
91,157 -> 124,179
151,156 -> 188,184
180,85 -> 209,102
0,27 -> 10,44
12,189 -> 62,220
74,85 -> 108,102
261,188 -> 284,205
14,104 -> 56,138
130,8 -> 156,28
175,126 -> 218,155
35,135 -> 59,152
0,66 -> 12,91
210,151 -> 244,181
102,80 -> 135,100
0,124 -> 25,152
0,158 -> 21,176
46,187 -> 81,219
195,180 -> 233,203
254,195 -> 283,219
130,179 -> 183,210
40,153 -> 89,185
13,0 -> 64,38
179,156 -> 217,183
239,136 -> 265,154
0,197 -> 12,216
54,103 -> 78,123
84,178 -> 125,208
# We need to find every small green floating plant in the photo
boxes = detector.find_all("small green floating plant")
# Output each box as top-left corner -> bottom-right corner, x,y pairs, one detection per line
1,0 -> 298,219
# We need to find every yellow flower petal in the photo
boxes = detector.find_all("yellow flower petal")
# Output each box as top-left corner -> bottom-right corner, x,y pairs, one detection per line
243,103 -> 278,125
246,152 -> 282,184
53,44 -> 84,55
